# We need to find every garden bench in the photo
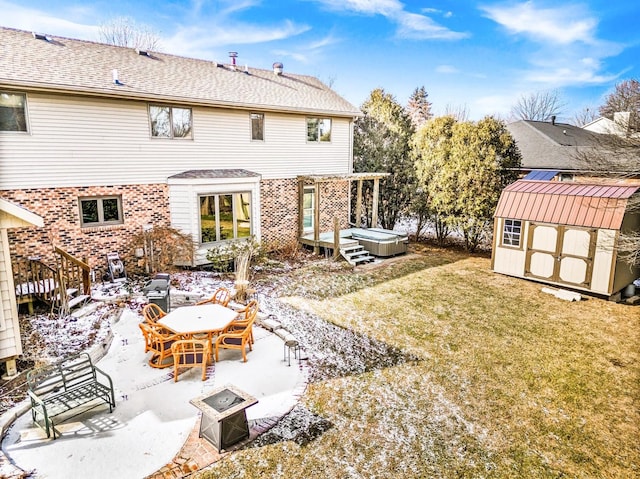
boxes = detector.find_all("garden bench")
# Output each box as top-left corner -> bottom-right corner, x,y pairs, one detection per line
27,352 -> 116,439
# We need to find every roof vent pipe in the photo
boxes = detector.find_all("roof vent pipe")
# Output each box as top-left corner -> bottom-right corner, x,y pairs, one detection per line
273,62 -> 283,75
551,115 -> 556,125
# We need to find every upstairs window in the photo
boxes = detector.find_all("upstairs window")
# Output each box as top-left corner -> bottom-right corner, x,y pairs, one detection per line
200,192 -> 252,243
79,196 -> 123,227
0,91 -> 28,132
306,117 -> 332,142
502,219 -> 522,247
149,105 -> 192,139
251,113 -> 264,141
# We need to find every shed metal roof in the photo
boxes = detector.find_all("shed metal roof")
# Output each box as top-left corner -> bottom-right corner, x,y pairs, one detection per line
494,180 -> 639,230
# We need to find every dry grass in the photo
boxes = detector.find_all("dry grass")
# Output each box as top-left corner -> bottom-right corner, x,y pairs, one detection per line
199,246 -> 639,478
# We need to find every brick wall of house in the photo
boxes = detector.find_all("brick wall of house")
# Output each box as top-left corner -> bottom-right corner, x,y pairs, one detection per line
3,178 -> 351,275
259,178 -> 350,251
2,184 -> 170,277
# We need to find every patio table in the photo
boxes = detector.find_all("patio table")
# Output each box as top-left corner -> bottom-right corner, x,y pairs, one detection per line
158,304 -> 238,355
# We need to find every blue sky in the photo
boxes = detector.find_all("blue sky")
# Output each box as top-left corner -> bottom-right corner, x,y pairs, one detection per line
3,0 -> 638,121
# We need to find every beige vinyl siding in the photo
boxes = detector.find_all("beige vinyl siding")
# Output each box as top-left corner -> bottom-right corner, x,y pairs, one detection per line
492,218 -> 528,276
0,229 -> 22,358
0,93 -> 353,190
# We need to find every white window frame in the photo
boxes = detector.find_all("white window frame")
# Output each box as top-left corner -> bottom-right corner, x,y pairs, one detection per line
502,219 -> 522,247
79,196 -> 124,227
250,113 -> 264,141
303,186 -> 315,233
149,104 -> 193,139
306,117 -> 332,142
199,192 -> 252,244
0,91 -> 29,132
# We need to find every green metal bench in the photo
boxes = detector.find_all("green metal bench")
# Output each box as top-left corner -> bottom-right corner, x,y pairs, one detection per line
27,352 -> 116,439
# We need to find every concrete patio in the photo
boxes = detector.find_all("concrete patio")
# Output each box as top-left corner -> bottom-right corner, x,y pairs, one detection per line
1,305 -> 307,478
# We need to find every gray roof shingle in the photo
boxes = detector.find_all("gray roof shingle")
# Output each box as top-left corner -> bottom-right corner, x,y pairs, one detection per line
0,26 -> 360,117
506,120 -> 600,171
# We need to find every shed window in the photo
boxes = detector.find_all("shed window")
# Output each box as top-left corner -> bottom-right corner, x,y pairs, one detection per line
502,219 -> 522,247
0,91 -> 28,132
79,196 -> 123,227
200,192 -> 252,244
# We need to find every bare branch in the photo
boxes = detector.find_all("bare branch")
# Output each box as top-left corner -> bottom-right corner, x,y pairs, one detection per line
98,16 -> 162,51
510,90 -> 566,122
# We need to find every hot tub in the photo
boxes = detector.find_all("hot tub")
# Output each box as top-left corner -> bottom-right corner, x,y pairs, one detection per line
349,228 -> 408,257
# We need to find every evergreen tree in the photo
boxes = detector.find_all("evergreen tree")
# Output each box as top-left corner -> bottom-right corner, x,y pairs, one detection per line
353,89 -> 416,230
406,86 -> 433,129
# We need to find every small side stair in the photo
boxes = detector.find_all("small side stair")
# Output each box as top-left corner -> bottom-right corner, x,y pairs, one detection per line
340,244 -> 375,266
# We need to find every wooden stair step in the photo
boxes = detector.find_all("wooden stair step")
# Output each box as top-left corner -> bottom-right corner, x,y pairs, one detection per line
68,295 -> 91,309
340,245 -> 364,253
351,255 -> 375,264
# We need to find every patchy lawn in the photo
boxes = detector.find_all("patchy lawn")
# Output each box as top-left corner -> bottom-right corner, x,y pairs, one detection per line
199,245 -> 639,479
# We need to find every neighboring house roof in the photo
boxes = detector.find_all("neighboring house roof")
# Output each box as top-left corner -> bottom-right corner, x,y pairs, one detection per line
506,120 -> 601,172
0,27 -> 360,117
494,179 -> 639,230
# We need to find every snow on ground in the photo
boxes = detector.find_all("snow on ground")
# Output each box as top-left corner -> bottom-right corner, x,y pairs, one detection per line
2,261 -> 418,447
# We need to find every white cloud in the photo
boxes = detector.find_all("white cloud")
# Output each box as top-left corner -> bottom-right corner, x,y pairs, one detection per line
436,64 -> 459,74
0,0 -> 98,40
167,20 -> 311,58
313,0 -> 467,40
481,1 -> 597,44
395,12 -> 468,40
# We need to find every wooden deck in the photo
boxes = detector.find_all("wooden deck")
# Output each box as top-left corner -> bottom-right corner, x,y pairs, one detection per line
299,230 -> 359,250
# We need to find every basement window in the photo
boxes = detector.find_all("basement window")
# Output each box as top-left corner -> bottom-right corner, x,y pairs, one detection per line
502,219 -> 522,247
79,196 -> 124,227
0,91 -> 28,132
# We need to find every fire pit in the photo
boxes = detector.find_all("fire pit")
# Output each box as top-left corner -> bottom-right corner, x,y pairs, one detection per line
190,384 -> 258,451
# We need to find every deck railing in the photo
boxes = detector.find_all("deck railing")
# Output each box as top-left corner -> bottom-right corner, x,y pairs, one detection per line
13,247 -> 91,313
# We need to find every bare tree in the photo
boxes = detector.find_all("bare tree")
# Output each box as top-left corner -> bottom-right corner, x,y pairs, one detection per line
442,103 -> 469,122
510,90 -> 566,122
573,118 -> 640,267
98,16 -> 162,51
573,106 -> 598,127
598,79 -> 640,132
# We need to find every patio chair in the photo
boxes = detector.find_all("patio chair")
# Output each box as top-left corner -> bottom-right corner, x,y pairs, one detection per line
142,303 -> 166,324
215,316 -> 256,363
224,300 -> 259,344
196,287 -> 231,307
143,324 -> 182,369
171,339 -> 211,382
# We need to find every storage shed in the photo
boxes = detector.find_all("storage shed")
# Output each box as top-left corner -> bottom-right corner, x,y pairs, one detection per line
0,198 -> 44,377
492,180 -> 640,297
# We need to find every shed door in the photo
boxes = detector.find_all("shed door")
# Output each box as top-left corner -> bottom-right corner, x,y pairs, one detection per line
524,223 -> 596,288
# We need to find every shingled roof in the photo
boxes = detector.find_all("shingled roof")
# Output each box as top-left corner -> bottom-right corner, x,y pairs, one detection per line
506,120 -> 601,171
0,26 -> 360,117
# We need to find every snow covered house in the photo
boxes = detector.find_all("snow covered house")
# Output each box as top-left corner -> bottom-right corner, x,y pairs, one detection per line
492,179 -> 640,298
0,26 -> 365,280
